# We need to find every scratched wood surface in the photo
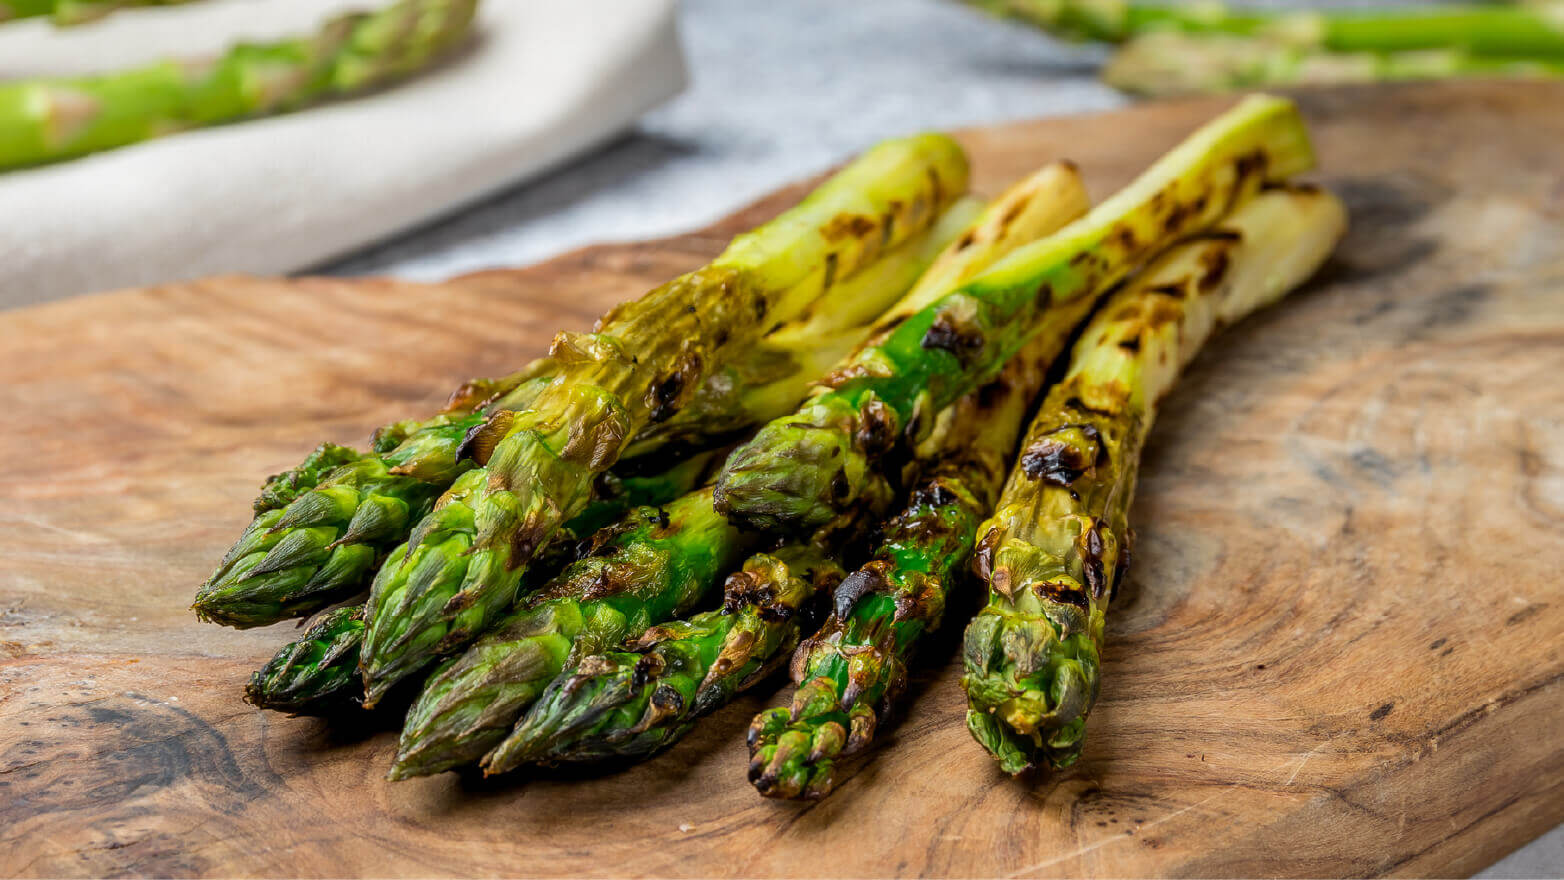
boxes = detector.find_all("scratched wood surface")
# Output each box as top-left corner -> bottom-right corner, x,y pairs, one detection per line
1,81 -> 1561,878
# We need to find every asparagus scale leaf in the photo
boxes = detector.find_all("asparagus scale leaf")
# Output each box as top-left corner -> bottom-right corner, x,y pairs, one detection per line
360,133 -> 970,701
963,184 -> 1347,774
0,0 -> 480,171
715,95 -> 1314,536
489,546 -> 846,768
387,487 -> 752,778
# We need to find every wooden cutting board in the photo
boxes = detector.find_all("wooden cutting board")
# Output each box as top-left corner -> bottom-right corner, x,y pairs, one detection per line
2,81 -> 1561,878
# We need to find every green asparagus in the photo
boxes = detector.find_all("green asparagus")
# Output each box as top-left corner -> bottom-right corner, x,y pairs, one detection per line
744,290 -> 1097,800
244,605 -> 367,715
488,546 -> 846,767
198,199 -> 975,630
715,95 -> 1313,535
386,487 -> 752,777
973,0 -> 1564,60
192,367 -> 555,629
361,133 -> 969,702
0,0 -> 198,25
963,184 -> 1347,774
241,452 -> 717,716
0,0 -> 478,171
1105,31 -> 1564,96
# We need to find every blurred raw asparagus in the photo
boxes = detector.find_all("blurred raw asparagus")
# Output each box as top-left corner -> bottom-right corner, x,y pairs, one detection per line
0,0 -> 197,25
387,487 -> 751,779
194,201 -> 975,630
1106,31 -> 1564,96
715,94 -> 1312,535
963,184 -> 1347,774
0,0 -> 478,170
973,0 -> 1564,59
359,133 -> 969,704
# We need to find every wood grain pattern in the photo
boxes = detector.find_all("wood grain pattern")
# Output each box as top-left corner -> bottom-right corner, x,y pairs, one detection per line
2,81 -> 1562,878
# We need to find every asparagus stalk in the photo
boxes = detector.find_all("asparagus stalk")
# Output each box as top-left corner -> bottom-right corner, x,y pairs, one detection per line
963,184 -> 1347,774
0,0 -> 198,25
387,487 -> 752,778
715,95 -> 1313,535
487,546 -> 847,768
360,134 -> 969,702
473,172 -> 1094,770
744,289 -> 1098,800
1105,31 -> 1564,97
244,605 -> 367,715
0,0 -> 478,171
192,369 -> 555,628
242,452 -> 718,716
974,0 -> 1564,60
196,198 -> 975,630
622,197 -> 985,461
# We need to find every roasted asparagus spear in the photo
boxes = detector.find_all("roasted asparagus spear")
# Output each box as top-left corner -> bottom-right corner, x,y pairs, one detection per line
195,200 -> 976,629
387,487 -> 751,778
963,184 -> 1347,774
360,134 -> 969,702
715,95 -> 1313,535
242,451 -> 718,715
0,0 -> 479,171
486,546 -> 847,768
744,291 -> 1100,800
487,162 -> 1094,769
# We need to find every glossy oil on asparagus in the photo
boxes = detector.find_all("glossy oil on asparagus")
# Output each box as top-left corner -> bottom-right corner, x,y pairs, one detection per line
715,95 -> 1314,535
489,162 -> 1094,770
963,184 -> 1347,774
196,200 -> 973,629
360,134 -> 969,703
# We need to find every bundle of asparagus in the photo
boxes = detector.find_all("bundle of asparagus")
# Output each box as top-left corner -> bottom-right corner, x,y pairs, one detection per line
0,0 -> 479,171
970,0 -> 1564,94
199,94 -> 1346,802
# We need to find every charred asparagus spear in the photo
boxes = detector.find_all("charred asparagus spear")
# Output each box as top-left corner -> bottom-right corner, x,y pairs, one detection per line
488,546 -> 847,767
487,164 -> 1094,768
242,453 -> 717,716
1105,31 -> 1564,97
245,605 -> 367,715
744,292 -> 1100,800
963,184 -> 1347,774
387,487 -> 752,778
361,134 -> 969,702
192,367 -> 554,628
0,0 -> 479,171
715,95 -> 1314,535
196,200 -> 975,629
0,0 -> 197,26
973,0 -> 1564,60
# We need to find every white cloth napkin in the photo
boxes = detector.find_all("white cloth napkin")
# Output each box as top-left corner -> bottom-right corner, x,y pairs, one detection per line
0,0 -> 686,308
